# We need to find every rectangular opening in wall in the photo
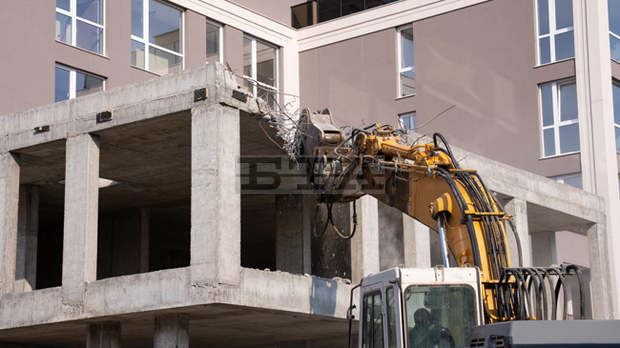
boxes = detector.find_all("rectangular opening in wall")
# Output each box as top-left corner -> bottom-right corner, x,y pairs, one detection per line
13,140 -> 67,290
94,112 -> 190,279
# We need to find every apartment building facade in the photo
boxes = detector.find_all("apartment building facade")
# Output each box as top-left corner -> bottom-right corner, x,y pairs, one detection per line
0,0 -> 619,346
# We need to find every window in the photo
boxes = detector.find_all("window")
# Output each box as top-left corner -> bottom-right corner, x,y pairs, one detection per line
405,285 -> 476,348
131,0 -> 183,75
536,0 -> 574,64
610,0 -> 620,62
243,35 -> 279,107
398,25 -> 414,97
399,112 -> 416,130
55,0 -> 104,54
552,172 -> 583,189
613,82 -> 620,152
540,80 -> 580,157
206,20 -> 223,64
386,287 -> 397,348
362,292 -> 384,348
55,65 -> 104,102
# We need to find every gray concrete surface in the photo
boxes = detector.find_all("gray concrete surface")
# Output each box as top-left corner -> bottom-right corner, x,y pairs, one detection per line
87,322 -> 121,348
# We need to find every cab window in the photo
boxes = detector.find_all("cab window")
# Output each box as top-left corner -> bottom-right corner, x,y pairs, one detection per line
405,285 -> 476,348
362,292 -> 384,348
386,287 -> 398,348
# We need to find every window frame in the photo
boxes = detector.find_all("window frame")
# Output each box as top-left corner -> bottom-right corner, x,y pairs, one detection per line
55,63 -> 105,102
539,79 -> 580,158
242,34 -> 280,99
206,19 -> 224,64
610,0 -> 620,62
535,0 -> 574,65
399,111 -> 416,131
55,0 -> 106,55
397,24 -> 414,98
130,0 -> 185,74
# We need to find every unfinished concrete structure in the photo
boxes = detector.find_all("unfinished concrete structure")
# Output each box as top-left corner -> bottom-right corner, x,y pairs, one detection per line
0,63 -> 613,347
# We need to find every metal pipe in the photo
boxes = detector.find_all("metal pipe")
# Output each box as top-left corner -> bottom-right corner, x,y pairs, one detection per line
437,214 -> 450,267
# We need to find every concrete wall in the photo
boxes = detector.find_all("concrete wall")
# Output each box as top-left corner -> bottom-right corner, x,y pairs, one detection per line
299,0 -> 580,178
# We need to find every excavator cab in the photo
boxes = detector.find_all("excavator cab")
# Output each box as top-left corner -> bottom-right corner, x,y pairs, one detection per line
352,267 -> 484,348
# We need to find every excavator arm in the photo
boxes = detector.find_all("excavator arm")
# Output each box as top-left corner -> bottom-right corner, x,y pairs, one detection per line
296,109 -> 529,322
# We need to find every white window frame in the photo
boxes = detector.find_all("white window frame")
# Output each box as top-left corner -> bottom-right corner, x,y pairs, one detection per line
614,81 -> 620,153
130,0 -> 185,73
55,64 -> 105,101
243,35 -> 279,99
399,111 -> 416,131
55,0 -> 106,55
206,19 -> 224,64
397,24 -> 414,98
539,79 -> 579,158
535,0 -> 574,65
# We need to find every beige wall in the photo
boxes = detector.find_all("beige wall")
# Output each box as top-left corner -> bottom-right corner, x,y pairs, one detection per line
299,0 -> 581,177
227,0 -> 303,25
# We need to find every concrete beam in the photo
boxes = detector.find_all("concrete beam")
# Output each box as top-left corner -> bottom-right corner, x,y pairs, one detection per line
15,185 -> 38,292
190,103 -> 240,286
504,198 -> 531,267
87,322 -> 121,348
402,214 -> 431,268
350,195 -> 380,284
153,314 -> 189,348
275,194 -> 312,274
0,153 -> 20,296
62,134 -> 100,306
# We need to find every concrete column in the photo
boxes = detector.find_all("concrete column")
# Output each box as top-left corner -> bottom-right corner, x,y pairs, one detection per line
350,195 -> 380,284
62,134 -> 100,305
275,194 -> 311,274
587,223 -> 614,319
139,208 -> 149,273
191,103 -> 240,286
574,0 -> 620,316
0,153 -> 20,296
377,202 -> 404,270
531,232 -> 557,267
15,185 -> 38,292
153,314 -> 189,348
403,215 -> 431,268
87,322 -> 121,348
504,198 -> 532,267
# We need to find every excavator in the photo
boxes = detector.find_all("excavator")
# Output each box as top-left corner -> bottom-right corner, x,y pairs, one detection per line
293,108 -> 620,348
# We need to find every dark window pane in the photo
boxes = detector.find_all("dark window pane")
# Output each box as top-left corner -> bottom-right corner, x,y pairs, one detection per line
559,123 -> 580,153
541,83 -> 554,126
555,0 -> 573,29
613,83 -> 620,125
243,36 -> 252,77
366,0 -> 398,9
537,0 -> 549,35
555,31 -> 574,60
75,71 -> 103,98
610,0 -> 620,35
563,173 -> 583,189
611,34 -> 620,62
149,46 -> 182,75
291,1 -> 316,28
400,27 -> 414,68
544,128 -> 556,156
559,83 -> 578,121
387,288 -> 397,348
77,0 -> 102,24
132,0 -> 144,37
257,41 -> 277,87
206,22 -> 220,63
149,0 -> 181,53
57,0 -> 70,11
318,0 -> 340,22
131,40 -> 145,68
539,37 -> 551,64
55,67 -> 70,102
616,126 -> 620,152
76,20 -> 103,54
341,0 -> 364,15
56,13 -> 72,44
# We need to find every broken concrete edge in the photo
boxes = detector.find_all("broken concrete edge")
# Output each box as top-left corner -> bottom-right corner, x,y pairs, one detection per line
0,267 -> 353,331
407,132 -> 606,226
0,63 -> 260,153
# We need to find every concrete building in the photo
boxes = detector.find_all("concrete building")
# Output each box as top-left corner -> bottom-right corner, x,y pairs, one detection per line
0,0 -> 618,346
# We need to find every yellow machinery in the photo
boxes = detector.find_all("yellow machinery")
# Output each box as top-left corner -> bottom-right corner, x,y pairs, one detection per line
294,109 -> 598,347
